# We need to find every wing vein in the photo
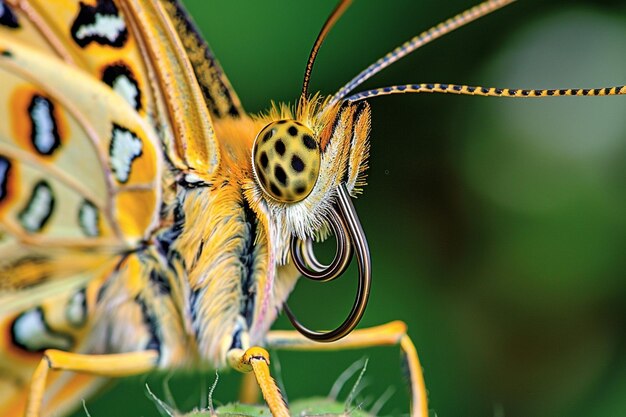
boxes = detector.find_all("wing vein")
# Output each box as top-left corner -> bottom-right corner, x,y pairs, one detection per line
8,0 -> 81,65
0,57 -> 124,239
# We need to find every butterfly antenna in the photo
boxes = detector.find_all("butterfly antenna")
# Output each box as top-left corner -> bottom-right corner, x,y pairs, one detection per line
345,83 -> 626,102
328,0 -> 515,106
300,0 -> 352,107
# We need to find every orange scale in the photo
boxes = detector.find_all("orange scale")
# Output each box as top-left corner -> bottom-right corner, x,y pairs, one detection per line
122,135 -> 158,185
114,188 -> 157,242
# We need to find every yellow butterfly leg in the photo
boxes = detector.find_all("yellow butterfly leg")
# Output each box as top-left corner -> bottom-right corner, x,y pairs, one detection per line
25,349 -> 158,417
229,347 -> 289,417
266,321 -> 428,417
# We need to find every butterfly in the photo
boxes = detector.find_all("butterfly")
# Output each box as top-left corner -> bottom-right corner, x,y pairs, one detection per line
0,0 -> 623,416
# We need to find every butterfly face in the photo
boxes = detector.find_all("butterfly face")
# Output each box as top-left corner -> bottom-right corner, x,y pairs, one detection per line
244,100 -> 370,247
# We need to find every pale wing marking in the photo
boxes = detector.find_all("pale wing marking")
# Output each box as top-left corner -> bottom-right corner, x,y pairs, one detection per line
0,55 -> 124,239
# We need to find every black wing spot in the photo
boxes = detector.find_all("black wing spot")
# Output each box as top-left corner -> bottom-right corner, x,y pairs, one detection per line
70,0 -> 128,48
28,95 -> 62,156
0,156 -> 11,203
18,180 -> 55,233
288,126 -> 298,136
0,2 -> 20,29
102,63 -> 142,111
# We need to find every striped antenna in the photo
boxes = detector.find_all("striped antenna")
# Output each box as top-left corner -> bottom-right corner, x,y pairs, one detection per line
345,83 -> 626,102
300,0 -> 353,106
328,0 -> 516,107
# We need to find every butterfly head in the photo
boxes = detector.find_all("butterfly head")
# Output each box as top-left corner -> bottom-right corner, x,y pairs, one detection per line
247,98 -> 370,244
244,97 -> 372,343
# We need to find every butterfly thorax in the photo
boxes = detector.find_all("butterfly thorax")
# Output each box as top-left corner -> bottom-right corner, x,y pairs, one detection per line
113,115 -> 300,369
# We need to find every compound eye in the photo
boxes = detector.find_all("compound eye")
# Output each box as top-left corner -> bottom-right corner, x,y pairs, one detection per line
252,120 -> 320,203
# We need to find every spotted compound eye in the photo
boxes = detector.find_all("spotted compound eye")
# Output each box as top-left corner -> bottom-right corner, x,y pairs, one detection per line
252,120 -> 320,203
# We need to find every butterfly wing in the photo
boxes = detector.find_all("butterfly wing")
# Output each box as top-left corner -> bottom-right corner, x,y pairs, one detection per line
0,278 -> 109,417
0,36 -> 162,309
1,0 -> 166,136
1,0 -> 243,176
158,0 -> 245,120
0,0 -> 249,313
0,38 -> 162,415
0,0 -> 246,414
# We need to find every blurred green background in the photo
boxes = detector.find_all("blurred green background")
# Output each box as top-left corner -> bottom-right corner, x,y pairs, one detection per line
75,1 -> 626,416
